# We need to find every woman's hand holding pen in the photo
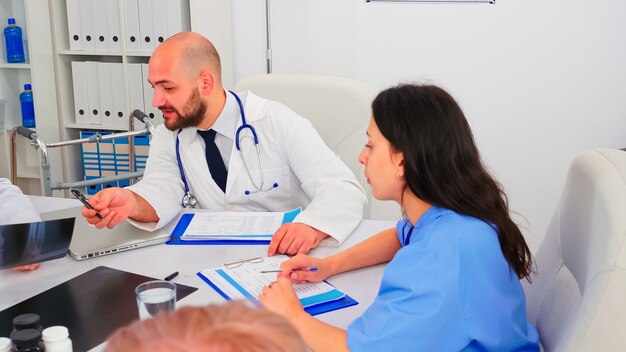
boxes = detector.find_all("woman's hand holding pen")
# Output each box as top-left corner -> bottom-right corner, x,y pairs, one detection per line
278,254 -> 329,284
260,254 -> 333,330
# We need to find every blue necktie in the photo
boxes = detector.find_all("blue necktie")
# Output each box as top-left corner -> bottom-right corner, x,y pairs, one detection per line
198,129 -> 228,192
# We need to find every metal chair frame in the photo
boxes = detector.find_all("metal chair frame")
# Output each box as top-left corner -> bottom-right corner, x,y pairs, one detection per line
10,110 -> 154,197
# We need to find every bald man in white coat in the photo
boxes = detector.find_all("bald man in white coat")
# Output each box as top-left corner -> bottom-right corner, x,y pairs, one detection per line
81,32 -> 366,256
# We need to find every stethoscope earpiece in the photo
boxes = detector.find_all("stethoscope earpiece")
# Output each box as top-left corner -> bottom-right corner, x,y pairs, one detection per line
244,183 -> 279,196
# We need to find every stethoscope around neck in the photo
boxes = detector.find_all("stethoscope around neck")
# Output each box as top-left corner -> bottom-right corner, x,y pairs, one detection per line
176,90 -> 278,208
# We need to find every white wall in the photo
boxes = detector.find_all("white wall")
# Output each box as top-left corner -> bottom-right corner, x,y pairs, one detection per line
197,0 -> 626,249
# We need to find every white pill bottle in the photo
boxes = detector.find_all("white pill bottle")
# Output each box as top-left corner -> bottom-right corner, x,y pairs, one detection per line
41,326 -> 72,352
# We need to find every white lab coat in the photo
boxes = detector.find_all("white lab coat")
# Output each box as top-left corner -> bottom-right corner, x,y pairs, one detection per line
129,91 -> 366,245
0,178 -> 41,225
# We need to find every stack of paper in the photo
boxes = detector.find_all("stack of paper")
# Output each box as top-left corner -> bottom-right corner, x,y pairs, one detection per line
168,208 -> 302,245
181,212 -> 283,241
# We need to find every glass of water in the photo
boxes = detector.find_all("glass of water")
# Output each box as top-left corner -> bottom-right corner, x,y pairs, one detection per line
135,280 -> 177,320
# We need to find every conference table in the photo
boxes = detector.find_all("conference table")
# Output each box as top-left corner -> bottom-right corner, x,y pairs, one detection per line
0,196 -> 395,351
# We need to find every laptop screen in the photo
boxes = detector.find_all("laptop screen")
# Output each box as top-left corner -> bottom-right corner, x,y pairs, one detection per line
0,217 -> 75,269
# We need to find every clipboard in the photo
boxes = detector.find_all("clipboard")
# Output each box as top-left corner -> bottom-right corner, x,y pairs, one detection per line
167,208 -> 301,245
195,255 -> 358,316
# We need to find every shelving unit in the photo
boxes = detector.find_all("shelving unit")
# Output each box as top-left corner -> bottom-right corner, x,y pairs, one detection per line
48,0 -> 191,189
0,0 -> 233,196
0,0 -> 63,195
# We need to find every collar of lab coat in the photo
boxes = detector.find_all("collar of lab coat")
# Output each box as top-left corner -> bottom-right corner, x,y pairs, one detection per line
176,90 -> 269,141
205,89 -> 237,140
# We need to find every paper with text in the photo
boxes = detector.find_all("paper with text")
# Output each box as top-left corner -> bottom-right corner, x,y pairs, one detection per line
199,255 -> 345,307
181,211 -> 282,240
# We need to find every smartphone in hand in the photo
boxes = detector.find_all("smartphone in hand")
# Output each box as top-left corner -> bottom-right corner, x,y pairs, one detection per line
71,189 -> 104,220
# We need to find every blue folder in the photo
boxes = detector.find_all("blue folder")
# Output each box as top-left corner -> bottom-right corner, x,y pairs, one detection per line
167,208 -> 302,245
196,271 -> 358,316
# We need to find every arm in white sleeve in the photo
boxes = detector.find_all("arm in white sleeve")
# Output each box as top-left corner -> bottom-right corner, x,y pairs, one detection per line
279,111 -> 366,245
127,125 -> 185,230
0,178 -> 42,225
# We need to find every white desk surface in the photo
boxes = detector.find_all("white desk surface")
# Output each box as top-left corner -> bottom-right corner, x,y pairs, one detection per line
1,196 -> 395,351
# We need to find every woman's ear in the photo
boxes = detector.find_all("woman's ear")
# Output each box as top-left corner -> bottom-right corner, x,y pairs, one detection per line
392,151 -> 405,179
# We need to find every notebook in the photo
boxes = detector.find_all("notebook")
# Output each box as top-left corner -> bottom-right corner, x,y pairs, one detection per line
0,217 -> 75,269
0,266 -> 197,351
40,206 -> 169,260
197,255 -> 358,316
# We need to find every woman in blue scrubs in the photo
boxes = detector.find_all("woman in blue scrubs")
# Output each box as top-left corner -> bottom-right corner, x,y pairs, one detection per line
259,84 -> 540,351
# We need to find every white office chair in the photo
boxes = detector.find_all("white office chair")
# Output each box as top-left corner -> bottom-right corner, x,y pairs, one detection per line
522,148 -> 626,351
234,74 -> 374,217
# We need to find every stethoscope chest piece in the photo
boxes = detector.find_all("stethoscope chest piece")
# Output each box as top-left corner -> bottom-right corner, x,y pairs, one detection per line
182,192 -> 197,208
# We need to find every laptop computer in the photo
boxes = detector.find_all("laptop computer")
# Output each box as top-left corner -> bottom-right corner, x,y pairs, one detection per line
40,206 -> 169,260
0,217 -> 75,269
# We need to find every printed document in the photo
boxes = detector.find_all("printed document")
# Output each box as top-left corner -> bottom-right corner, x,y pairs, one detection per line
181,211 -> 282,241
199,255 -> 345,307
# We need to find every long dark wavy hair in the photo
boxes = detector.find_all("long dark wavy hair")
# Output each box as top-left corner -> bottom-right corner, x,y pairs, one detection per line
372,84 -> 532,279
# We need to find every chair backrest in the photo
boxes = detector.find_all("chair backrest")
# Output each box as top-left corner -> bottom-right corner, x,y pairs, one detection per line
522,148 -> 626,351
234,74 -> 374,217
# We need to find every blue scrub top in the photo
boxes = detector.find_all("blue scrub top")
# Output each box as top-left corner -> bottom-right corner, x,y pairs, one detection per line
347,206 -> 540,351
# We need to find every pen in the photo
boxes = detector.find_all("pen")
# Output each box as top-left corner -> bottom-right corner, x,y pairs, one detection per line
70,189 -> 103,220
164,272 -> 179,281
259,268 -> 318,274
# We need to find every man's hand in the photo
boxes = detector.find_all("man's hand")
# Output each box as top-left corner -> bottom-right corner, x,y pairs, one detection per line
81,187 -> 137,229
267,223 -> 329,256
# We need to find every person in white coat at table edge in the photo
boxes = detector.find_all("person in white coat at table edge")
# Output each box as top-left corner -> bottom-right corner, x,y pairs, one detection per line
0,178 -> 42,271
81,32 -> 366,255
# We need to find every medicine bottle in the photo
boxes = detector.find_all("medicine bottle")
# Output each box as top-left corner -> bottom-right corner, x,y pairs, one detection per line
41,327 -> 71,352
0,337 -> 12,352
20,84 -> 36,128
10,329 -> 45,352
3,18 -> 25,63
11,314 -> 42,337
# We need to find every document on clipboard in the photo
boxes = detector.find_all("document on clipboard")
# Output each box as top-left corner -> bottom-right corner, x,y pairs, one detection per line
167,208 -> 301,245
197,255 -> 358,316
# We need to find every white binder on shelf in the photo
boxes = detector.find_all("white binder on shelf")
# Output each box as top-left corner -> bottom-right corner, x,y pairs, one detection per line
137,0 -> 155,52
79,0 -> 96,51
127,64 -> 145,131
71,61 -> 89,125
93,0 -> 109,52
66,0 -> 82,50
85,61 -> 102,125
106,0 -> 122,52
152,0 -> 168,45
123,0 -> 141,52
97,63 -> 115,126
110,63 -> 128,129
141,64 -> 160,123
166,0 -> 191,37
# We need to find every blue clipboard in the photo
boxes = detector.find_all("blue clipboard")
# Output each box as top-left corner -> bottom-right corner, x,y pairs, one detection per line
167,208 -> 302,245
196,271 -> 358,316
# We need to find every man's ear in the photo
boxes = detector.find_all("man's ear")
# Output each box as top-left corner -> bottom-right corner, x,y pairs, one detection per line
198,71 -> 215,95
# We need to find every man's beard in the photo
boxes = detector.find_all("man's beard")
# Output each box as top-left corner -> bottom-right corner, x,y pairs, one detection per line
161,90 -> 207,131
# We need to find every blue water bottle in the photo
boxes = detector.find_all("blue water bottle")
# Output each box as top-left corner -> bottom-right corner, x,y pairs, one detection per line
20,84 -> 35,128
4,18 -> 25,63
